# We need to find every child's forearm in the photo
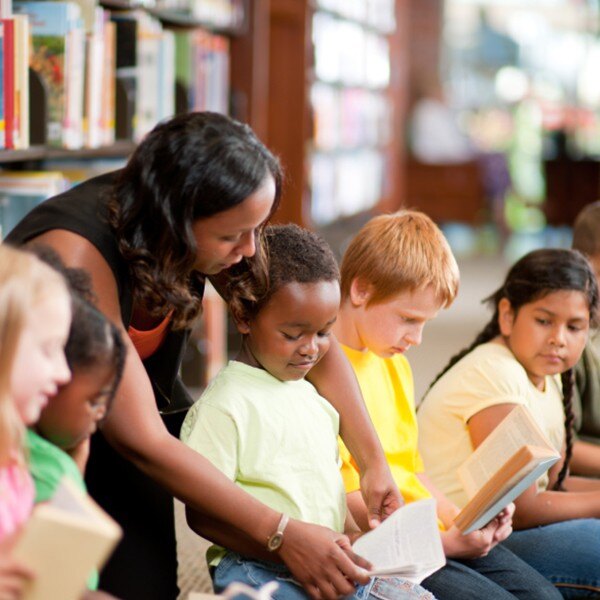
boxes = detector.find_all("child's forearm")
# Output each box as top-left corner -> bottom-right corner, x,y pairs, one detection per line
513,485 -> 600,528
346,491 -> 370,531
571,440 -> 600,477
343,504 -> 363,543
563,475 -> 600,492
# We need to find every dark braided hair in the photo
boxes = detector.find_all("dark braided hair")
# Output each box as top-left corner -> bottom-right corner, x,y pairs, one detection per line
227,223 -> 339,322
430,249 -> 599,491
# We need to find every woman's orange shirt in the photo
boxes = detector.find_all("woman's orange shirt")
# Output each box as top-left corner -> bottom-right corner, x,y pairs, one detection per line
128,313 -> 172,360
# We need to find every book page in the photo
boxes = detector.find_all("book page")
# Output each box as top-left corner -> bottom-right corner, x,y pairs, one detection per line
460,405 -> 552,497
13,477 -> 121,600
352,499 -> 445,583
49,479 -> 91,519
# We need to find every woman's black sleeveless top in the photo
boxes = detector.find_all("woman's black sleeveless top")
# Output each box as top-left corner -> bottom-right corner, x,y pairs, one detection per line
6,170 -> 200,415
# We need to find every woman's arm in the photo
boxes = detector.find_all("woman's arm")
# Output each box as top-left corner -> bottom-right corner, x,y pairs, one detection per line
30,230 -> 370,599
306,338 -> 402,527
469,404 -> 600,528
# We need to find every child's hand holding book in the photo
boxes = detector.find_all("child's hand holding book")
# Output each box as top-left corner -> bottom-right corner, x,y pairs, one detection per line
440,503 -> 514,560
0,544 -> 34,600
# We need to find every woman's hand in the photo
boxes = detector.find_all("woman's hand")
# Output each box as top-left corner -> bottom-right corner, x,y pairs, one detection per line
359,461 -> 403,529
278,519 -> 371,600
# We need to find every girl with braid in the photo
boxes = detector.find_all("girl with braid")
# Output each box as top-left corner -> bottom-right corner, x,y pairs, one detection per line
417,248 -> 600,598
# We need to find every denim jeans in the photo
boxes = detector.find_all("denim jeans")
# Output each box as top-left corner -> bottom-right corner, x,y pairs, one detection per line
501,519 -> 600,599
421,544 -> 562,600
212,552 -> 436,600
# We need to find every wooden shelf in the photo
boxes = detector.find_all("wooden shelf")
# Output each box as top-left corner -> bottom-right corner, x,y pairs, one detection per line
0,141 -> 137,164
309,2 -> 395,36
98,0 -> 248,36
146,7 -> 247,36
99,0 -> 143,11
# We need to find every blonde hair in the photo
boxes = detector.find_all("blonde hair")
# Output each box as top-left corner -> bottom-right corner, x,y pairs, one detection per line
340,210 -> 460,307
0,244 -> 69,466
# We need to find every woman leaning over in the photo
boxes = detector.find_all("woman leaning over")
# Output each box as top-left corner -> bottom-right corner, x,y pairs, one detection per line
6,112 -> 399,600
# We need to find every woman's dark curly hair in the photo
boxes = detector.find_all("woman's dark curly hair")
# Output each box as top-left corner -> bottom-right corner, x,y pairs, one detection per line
228,224 -> 340,322
429,248 -> 599,491
108,112 -> 283,329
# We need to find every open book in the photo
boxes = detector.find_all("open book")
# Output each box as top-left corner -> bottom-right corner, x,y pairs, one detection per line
352,498 -> 445,583
454,404 -> 561,534
12,477 -> 122,600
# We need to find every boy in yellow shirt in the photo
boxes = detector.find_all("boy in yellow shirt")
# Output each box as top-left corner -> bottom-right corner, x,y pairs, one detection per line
334,210 -> 561,600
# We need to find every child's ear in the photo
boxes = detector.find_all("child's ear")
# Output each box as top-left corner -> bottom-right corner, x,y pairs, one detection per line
231,307 -> 251,335
498,297 -> 515,336
349,277 -> 372,307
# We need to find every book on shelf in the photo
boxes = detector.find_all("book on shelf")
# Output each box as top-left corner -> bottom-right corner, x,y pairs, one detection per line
0,13 -> 31,150
174,27 -> 229,115
0,170 -> 69,239
0,21 -> 4,149
12,477 -> 122,600
2,17 -> 15,149
352,498 -> 445,583
454,404 -> 561,535
13,13 -> 30,149
14,1 -> 85,149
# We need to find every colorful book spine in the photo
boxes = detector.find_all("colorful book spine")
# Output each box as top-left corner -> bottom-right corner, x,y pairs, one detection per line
2,17 -> 14,149
0,21 -> 5,149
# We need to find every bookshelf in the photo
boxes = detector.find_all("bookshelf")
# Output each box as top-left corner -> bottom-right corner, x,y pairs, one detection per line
0,0 -> 251,391
261,0 -> 406,228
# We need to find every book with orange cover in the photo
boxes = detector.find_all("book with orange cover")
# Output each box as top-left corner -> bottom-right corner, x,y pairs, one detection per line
12,477 -> 121,600
454,404 -> 560,534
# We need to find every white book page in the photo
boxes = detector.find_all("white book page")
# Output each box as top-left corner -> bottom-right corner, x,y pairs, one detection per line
459,405 -> 550,497
352,499 -> 445,583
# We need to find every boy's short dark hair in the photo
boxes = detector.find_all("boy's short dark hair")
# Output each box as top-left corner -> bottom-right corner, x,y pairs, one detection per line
573,201 -> 600,257
228,223 -> 339,321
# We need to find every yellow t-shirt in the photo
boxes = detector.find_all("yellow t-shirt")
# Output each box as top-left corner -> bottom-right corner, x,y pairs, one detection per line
417,342 -> 565,508
339,345 -> 432,507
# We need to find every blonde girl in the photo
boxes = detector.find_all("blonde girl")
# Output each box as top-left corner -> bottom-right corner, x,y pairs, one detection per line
0,244 -> 71,538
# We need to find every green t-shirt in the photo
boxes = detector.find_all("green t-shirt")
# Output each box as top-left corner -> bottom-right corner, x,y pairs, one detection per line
180,360 -> 346,566
26,430 -> 99,590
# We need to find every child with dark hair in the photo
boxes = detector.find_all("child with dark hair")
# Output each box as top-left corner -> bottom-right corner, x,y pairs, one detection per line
23,247 -> 126,594
181,224 -> 435,600
570,202 -> 600,476
29,295 -> 126,493
418,248 -> 600,597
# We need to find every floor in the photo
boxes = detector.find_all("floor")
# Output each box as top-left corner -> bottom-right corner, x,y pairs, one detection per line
174,254 -> 512,598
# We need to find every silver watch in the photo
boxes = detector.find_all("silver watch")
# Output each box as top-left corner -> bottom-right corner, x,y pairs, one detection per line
266,513 -> 289,552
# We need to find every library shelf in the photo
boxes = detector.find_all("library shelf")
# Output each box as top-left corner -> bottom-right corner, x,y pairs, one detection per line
146,7 -> 247,36
0,141 -> 137,164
